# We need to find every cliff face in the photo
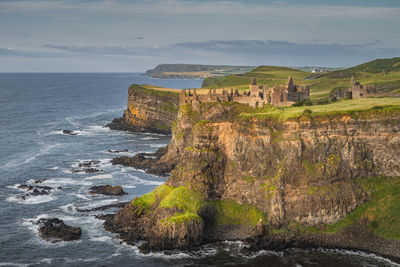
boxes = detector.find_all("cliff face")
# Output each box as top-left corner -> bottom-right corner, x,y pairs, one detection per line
107,85 -> 179,134
106,101 -> 400,257
164,103 -> 400,225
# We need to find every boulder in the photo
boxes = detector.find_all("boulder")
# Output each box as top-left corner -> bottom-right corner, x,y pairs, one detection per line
37,218 -> 81,242
89,185 -> 126,196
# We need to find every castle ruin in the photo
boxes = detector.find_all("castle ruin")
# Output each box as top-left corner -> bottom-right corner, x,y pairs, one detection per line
179,76 -> 310,110
330,76 -> 379,100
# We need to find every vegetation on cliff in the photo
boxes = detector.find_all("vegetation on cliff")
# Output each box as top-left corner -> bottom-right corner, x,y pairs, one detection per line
202,57 -> 400,102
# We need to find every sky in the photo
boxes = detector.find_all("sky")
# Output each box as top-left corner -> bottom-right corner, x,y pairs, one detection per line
0,0 -> 399,72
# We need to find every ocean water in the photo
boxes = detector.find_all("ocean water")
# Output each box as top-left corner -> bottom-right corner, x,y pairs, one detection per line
0,73 -> 398,267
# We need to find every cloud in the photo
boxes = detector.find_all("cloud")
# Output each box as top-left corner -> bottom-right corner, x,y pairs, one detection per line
0,0 -> 399,19
42,40 -> 400,67
0,47 -> 63,57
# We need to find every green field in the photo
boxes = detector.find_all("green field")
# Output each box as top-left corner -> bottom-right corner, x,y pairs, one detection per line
239,97 -> 400,121
202,57 -> 400,103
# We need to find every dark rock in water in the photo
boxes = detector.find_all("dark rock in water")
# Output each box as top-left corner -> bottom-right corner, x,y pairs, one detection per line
111,146 -> 172,176
70,160 -> 103,173
78,160 -> 101,168
36,218 -> 81,242
16,184 -> 57,200
107,149 -> 128,153
78,201 -> 129,212
34,178 -> 47,184
89,185 -> 127,196
62,129 -> 78,135
84,168 -> 102,173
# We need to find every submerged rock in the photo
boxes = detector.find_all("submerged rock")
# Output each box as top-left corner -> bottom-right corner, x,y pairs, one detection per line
89,185 -> 127,196
62,129 -> 78,135
107,149 -> 128,153
36,218 -> 81,242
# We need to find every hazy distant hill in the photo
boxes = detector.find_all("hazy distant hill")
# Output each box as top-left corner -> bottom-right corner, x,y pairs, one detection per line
145,64 -> 255,79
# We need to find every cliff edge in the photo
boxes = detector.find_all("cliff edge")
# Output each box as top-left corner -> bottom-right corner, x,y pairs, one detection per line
106,84 -> 180,134
105,100 -> 400,259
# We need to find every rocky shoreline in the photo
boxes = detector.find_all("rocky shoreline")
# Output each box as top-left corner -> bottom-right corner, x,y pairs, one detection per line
100,86 -> 400,262
106,117 -> 171,135
110,146 -> 174,177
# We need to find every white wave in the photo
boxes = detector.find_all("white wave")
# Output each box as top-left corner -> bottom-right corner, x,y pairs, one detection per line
124,242 -> 217,259
59,203 -> 77,214
313,248 -> 400,267
0,263 -> 28,267
6,194 -> 55,205
142,143 -> 168,148
1,143 -> 62,169
140,136 -> 159,140
40,178 -> 92,186
76,199 -> 119,210
66,117 -> 81,127
84,174 -> 113,180
38,258 -> 53,264
89,236 -> 113,243
74,193 -> 90,200
6,184 -> 22,190
130,175 -> 164,186
45,130 -> 64,136
49,166 -> 59,170
122,185 -> 136,189
79,125 -> 111,136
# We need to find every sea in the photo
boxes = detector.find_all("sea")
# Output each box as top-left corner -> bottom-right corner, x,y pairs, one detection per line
0,73 -> 399,267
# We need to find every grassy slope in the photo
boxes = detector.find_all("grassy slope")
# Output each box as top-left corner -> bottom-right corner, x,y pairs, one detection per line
240,97 -> 400,121
131,184 -> 266,226
202,58 -> 400,102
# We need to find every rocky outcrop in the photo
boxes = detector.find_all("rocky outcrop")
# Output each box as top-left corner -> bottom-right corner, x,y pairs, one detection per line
106,101 -> 400,256
111,146 -> 174,176
16,184 -> 60,200
37,218 -> 81,242
89,185 -> 127,196
106,84 -> 179,134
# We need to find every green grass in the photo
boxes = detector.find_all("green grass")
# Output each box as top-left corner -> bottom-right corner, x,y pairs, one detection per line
201,57 -> 400,103
239,97 -> 400,122
159,186 -> 207,214
211,199 -> 267,226
131,184 -> 174,213
202,65 -> 310,89
319,176 -> 400,239
162,212 -> 202,224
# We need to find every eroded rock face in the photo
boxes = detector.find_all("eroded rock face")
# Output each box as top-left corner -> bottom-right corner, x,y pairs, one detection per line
164,104 -> 400,226
106,84 -> 179,134
89,185 -> 127,196
37,218 -> 81,242
106,101 -> 400,254
104,204 -> 203,251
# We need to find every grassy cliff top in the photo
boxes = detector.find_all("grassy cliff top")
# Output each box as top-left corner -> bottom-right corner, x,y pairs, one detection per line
128,84 -> 181,97
202,57 -> 400,103
240,97 -> 400,121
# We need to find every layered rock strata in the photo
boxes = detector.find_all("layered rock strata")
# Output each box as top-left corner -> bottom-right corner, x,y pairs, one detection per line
106,84 -> 179,134
106,101 -> 400,258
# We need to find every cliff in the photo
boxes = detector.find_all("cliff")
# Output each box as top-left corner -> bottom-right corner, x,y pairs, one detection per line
145,64 -> 254,79
106,84 -> 179,134
105,100 -> 400,258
